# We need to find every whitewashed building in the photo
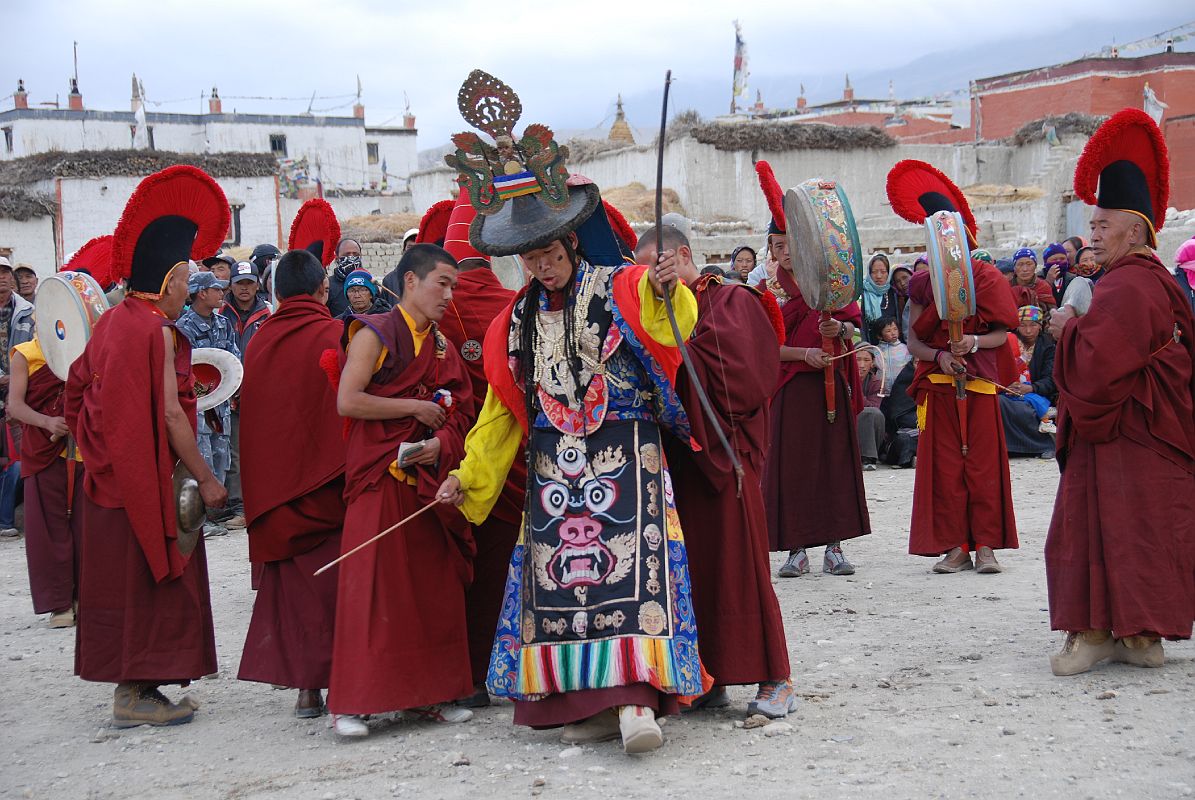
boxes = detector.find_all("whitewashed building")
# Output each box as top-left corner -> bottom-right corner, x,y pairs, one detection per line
0,79 -> 421,274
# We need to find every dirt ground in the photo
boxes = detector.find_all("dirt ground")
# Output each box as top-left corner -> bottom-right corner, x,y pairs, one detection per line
1,458 -> 1191,800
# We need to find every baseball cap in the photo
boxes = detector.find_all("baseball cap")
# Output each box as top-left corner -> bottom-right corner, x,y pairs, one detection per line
0,256 -> 12,271
188,271 -> 229,293
231,261 -> 260,284
14,263 -> 36,275
202,252 -> 236,270
402,228 -> 419,245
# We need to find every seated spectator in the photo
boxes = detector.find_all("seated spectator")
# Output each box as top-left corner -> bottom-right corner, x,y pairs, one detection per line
14,265 -> 38,303
889,264 -> 913,340
855,349 -> 885,472
1042,243 -> 1074,307
176,271 -> 240,537
879,360 -> 918,469
911,254 -> 928,272
862,254 -> 897,342
730,246 -> 757,283
869,316 -> 910,395
1007,247 -> 1056,310
337,269 -> 391,320
999,303 -> 1057,459
1174,237 -> 1195,317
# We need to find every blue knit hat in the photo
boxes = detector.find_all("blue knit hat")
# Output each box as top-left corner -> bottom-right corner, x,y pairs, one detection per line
343,269 -> 377,297
1042,242 -> 1068,264
1012,247 -> 1037,264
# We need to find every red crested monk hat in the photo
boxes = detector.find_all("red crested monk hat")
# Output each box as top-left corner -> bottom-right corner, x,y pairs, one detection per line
885,159 -> 979,248
1073,107 -> 1169,248
111,165 -> 230,298
288,198 -> 341,266
64,234 -> 117,289
416,198 -> 456,248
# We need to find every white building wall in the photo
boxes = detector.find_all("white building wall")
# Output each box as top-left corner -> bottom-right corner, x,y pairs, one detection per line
367,130 -> 418,190
0,215 -> 57,277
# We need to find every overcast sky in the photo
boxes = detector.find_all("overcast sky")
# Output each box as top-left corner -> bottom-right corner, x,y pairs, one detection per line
1,0 -> 1189,147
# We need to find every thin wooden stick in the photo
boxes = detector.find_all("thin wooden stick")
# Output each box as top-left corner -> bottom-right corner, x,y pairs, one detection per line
314,498 -> 440,575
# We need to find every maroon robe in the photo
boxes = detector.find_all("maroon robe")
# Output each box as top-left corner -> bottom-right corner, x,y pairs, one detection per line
1047,252 -> 1195,639
907,264 -> 1020,556
761,267 -> 871,551
664,277 -> 790,685
17,349 -> 83,614
238,296 -> 347,689
65,298 -> 216,683
327,309 -> 477,714
437,268 -> 526,684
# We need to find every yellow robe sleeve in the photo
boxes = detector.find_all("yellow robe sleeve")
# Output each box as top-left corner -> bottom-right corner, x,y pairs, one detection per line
450,386 -> 523,525
636,271 -> 697,345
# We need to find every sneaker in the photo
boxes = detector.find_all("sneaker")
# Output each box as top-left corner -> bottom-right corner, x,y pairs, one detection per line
1038,420 -> 1058,434
1112,636 -> 1164,668
684,686 -> 730,712
404,703 -> 473,724
48,608 -> 76,628
202,523 -> 229,539
778,549 -> 810,578
112,683 -> 195,728
863,462 -> 878,472
823,544 -> 855,576
561,709 -> 621,744
223,515 -> 247,530
332,714 -> 369,738
618,705 -> 663,754
1050,630 -> 1114,676
748,680 -> 797,719
0,527 -> 19,538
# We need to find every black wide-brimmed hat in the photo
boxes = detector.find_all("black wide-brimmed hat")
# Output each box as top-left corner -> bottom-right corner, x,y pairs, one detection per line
445,70 -> 600,257
1074,108 -> 1169,247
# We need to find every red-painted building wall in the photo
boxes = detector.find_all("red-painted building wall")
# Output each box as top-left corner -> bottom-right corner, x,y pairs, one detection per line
1166,114 -> 1195,212
972,52 -> 1195,140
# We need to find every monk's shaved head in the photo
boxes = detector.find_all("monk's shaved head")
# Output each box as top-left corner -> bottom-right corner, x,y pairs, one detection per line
1089,207 -> 1148,268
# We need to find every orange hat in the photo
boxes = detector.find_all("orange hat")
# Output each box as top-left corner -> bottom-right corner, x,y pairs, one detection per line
443,193 -> 489,264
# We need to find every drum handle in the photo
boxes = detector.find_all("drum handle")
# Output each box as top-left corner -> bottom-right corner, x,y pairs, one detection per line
821,311 -> 836,423
947,319 -> 969,457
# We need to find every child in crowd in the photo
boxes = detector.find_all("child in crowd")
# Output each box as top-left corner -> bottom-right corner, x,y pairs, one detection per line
870,316 -> 911,395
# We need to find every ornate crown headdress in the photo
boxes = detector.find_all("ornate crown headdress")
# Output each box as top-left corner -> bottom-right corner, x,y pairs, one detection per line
444,70 -> 572,216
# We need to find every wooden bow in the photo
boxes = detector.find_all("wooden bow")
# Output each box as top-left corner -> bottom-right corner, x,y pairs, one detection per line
653,70 -> 744,496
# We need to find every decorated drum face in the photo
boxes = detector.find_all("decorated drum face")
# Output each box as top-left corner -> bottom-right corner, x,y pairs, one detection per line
783,179 -> 863,312
35,271 -> 110,381
924,210 -> 977,322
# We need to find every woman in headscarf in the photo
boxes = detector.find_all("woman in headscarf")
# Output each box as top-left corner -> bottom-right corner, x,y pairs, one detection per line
999,295 -> 1057,459
890,264 -> 914,341
1058,245 -> 1103,316
730,245 -> 758,283
861,253 -> 896,342
1006,248 -> 1056,310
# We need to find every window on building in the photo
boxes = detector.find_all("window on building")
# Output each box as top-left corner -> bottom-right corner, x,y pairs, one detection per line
2,127 -> 12,153
367,142 -> 379,165
270,134 -> 288,156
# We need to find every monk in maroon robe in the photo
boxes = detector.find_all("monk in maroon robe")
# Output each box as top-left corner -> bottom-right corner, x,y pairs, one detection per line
1046,224 -> 1195,674
760,238 -> 871,577
905,263 -> 1020,573
636,230 -> 794,718
436,197 -> 526,701
327,244 -> 476,738
9,338 -> 83,627
238,249 -> 346,717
